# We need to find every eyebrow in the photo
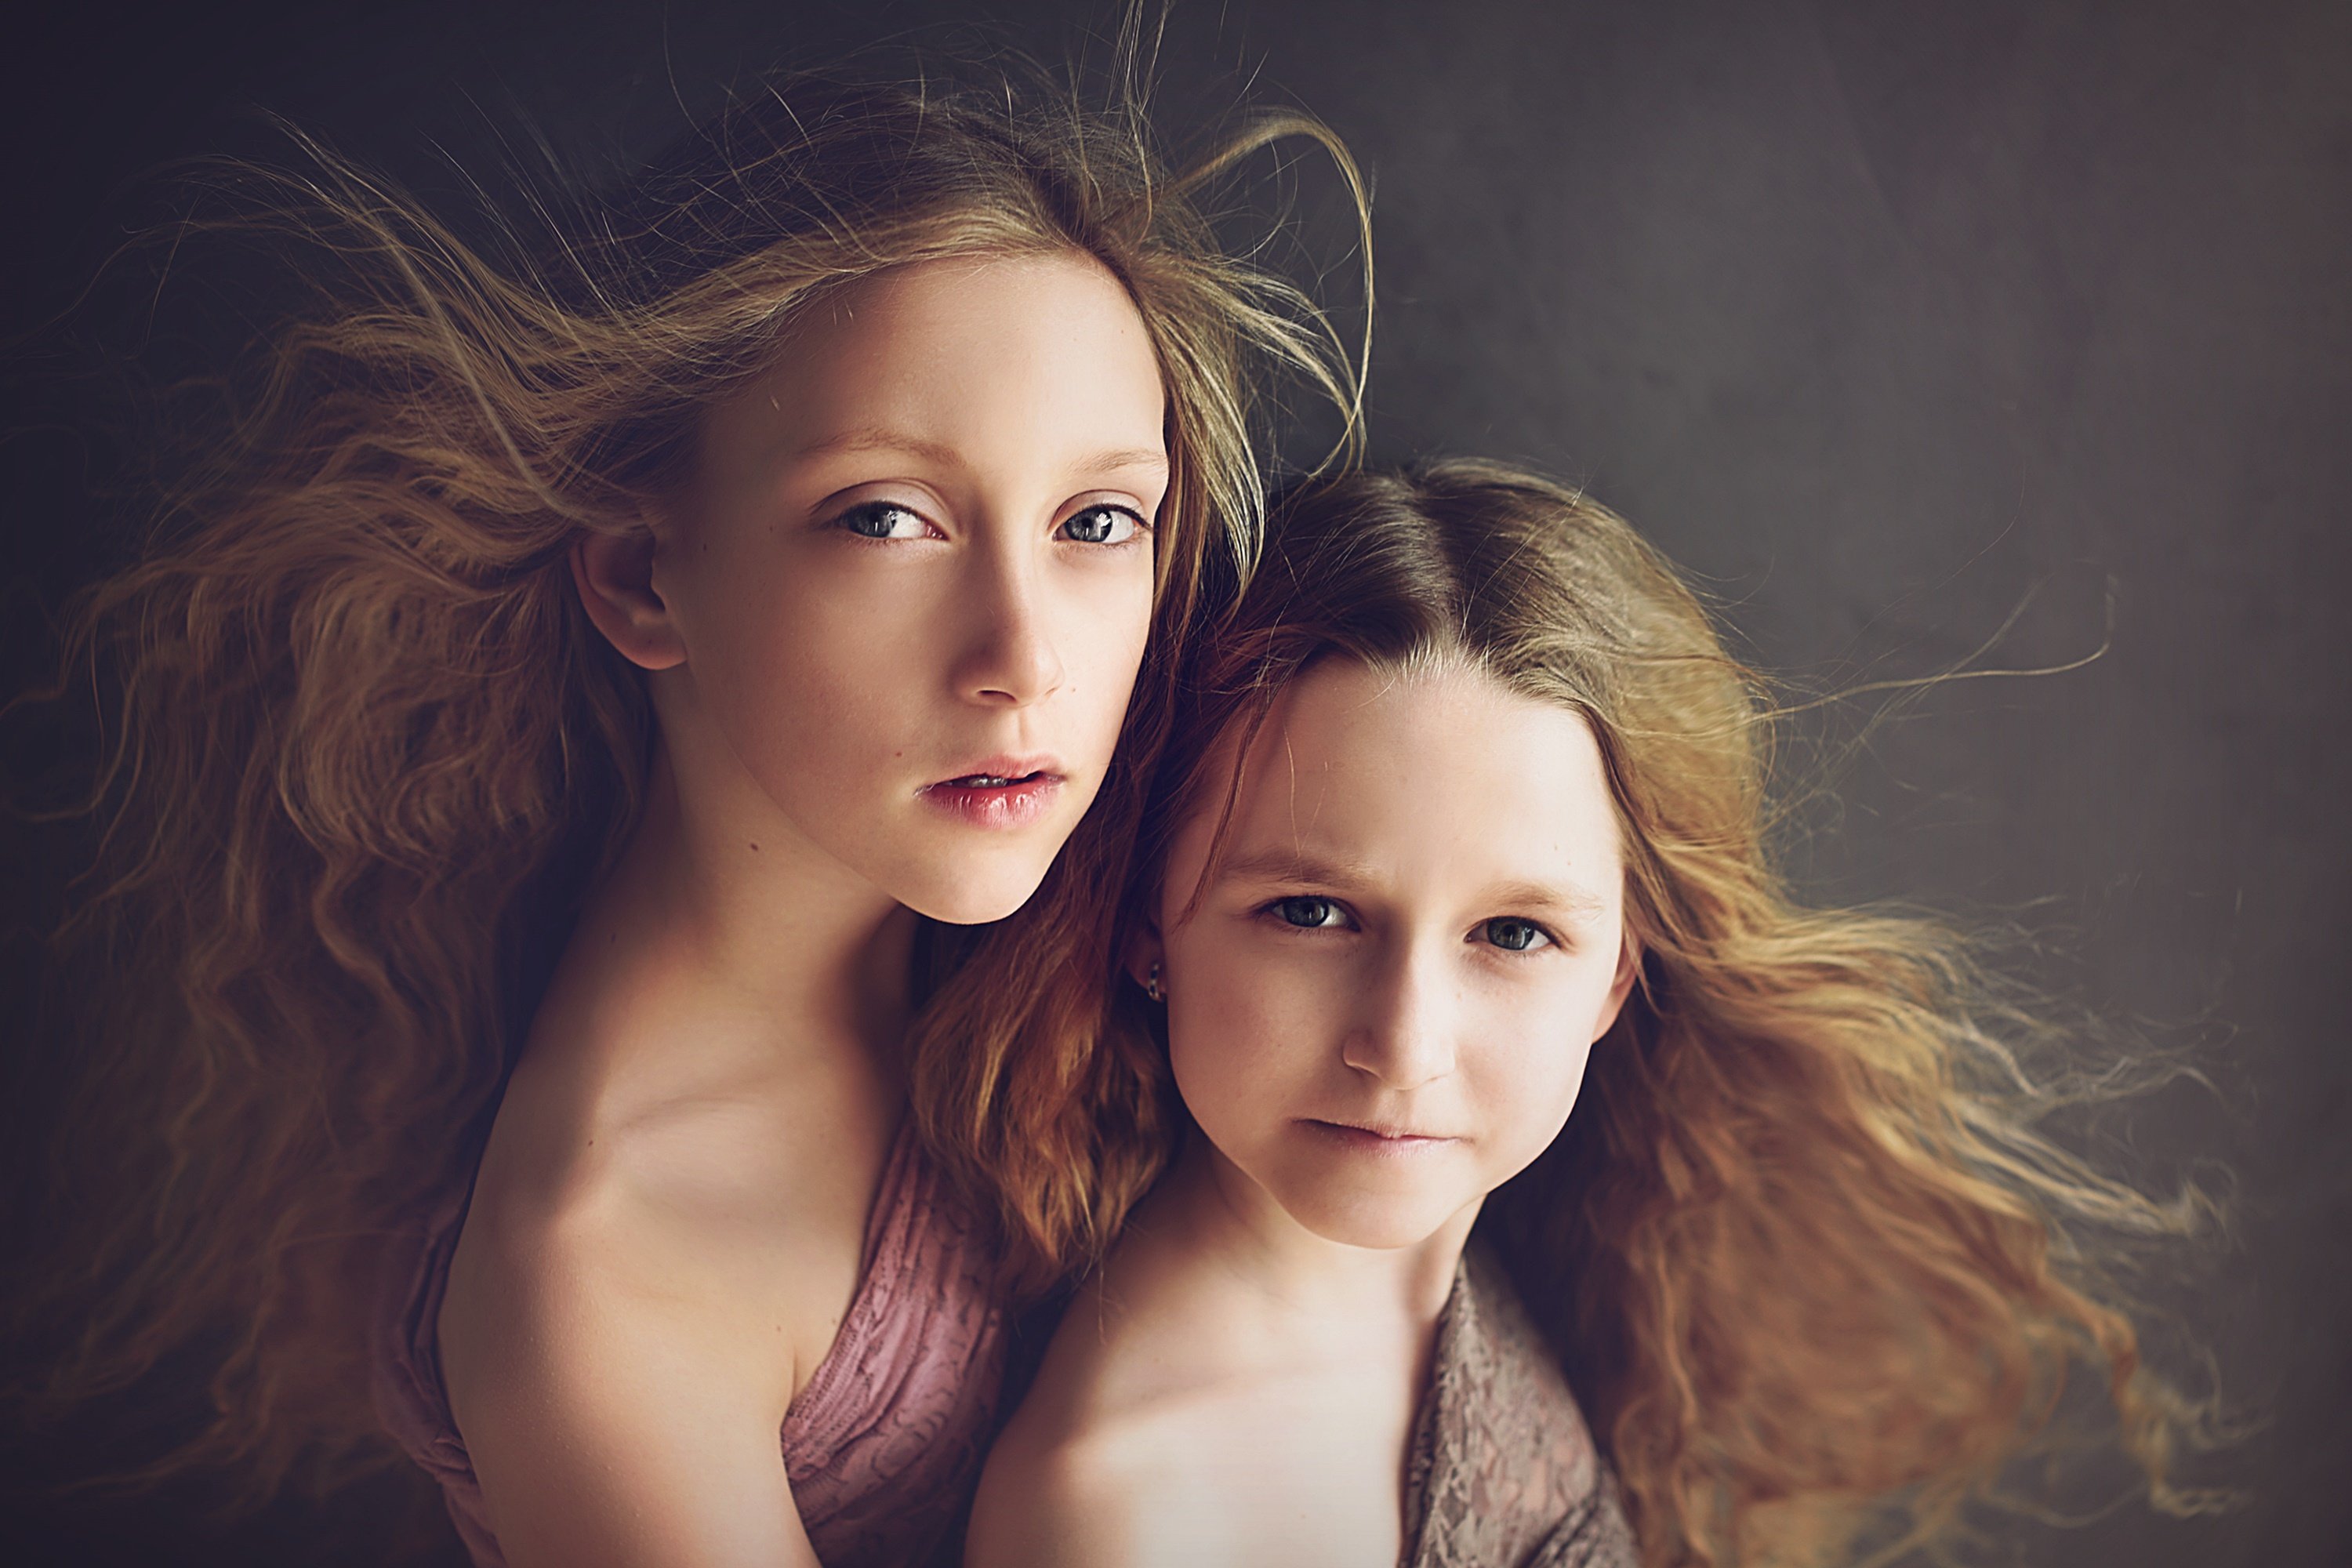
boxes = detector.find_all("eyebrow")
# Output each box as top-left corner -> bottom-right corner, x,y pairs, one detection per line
1482,879 -> 1613,924
1214,848 -> 1613,924
794,426 -> 1169,479
1216,846 -> 1384,891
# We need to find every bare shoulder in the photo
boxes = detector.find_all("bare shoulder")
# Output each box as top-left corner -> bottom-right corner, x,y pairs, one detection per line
429,1114 -> 816,1565
434,1096 -> 797,1511
429,1013 -> 891,1566
964,1289 -> 1251,1568
442,1025 -> 889,1408
964,1399 -> 1183,1568
443,1117 -> 782,1391
971,1381 -> 1292,1568
968,1243 -> 1421,1568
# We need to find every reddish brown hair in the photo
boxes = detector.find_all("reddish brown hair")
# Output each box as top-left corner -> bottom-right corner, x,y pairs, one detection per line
1046,458 -> 2219,1566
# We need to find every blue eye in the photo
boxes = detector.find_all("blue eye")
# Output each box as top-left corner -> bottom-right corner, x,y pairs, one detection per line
1479,918 -> 1552,953
1271,896 -> 1348,930
835,502 -> 930,540
1058,505 -> 1144,545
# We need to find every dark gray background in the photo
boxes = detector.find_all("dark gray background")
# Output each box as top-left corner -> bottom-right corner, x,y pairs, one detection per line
2,1 -> 2344,1563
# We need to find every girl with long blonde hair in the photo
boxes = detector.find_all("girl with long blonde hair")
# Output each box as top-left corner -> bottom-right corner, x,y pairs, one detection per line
966,460 -> 2209,1567
11,45 -> 1365,1567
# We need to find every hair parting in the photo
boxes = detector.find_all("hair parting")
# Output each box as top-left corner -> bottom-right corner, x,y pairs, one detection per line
1076,459 -> 2228,1566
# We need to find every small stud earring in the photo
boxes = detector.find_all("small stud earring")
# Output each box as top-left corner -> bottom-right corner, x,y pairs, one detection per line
1145,961 -> 1163,1004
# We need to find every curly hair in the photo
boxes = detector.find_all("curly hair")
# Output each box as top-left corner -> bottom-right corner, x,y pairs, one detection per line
1082,459 -> 2216,1566
9,45 -> 1367,1505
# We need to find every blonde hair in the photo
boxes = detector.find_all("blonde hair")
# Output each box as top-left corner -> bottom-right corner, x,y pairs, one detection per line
1078,459 -> 2216,1566
14,51 -> 1367,1504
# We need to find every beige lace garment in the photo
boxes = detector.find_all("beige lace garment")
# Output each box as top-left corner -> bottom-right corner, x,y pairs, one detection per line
1401,1245 -> 1641,1568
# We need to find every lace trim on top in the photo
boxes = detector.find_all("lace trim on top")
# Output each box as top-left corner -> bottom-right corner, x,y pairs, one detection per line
1401,1245 -> 1641,1568
372,1120 -> 1008,1568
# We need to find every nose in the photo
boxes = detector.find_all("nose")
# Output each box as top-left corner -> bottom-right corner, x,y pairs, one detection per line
1340,938 -> 1460,1093
951,532 -> 1066,708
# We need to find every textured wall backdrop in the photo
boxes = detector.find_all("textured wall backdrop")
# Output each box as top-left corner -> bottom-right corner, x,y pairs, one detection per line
2,2 -> 2345,1563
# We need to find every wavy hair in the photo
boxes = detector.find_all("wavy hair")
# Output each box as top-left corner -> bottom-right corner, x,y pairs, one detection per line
1087,459 -> 2216,1566
10,45 -> 1367,1504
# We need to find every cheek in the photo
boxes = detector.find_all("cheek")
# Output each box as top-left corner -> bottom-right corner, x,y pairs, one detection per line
684,552 -> 931,753
1164,934 -> 1337,1127
1051,565 -> 1156,733
1465,981 -> 1612,1160
1476,1036 -> 1594,1134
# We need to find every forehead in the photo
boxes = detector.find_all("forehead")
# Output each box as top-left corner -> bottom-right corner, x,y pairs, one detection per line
700,250 -> 1167,475
1196,656 -> 1621,895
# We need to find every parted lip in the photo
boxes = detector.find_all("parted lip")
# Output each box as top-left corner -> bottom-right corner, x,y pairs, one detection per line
923,753 -> 1065,789
1307,1116 -> 1459,1142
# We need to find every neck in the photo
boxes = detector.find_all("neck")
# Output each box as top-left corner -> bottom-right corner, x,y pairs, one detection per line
1119,1131 -> 1475,1345
579,739 -> 917,1065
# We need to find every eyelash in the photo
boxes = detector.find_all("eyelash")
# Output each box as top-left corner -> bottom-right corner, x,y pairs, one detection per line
1257,898 -> 1557,953
1265,895 -> 1352,931
830,501 -> 936,541
1058,503 -> 1151,547
826,500 -> 1151,545
1478,917 -> 1555,953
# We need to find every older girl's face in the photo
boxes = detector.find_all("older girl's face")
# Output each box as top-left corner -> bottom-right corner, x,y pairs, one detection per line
583,250 -> 1168,924
1142,657 -> 1639,1250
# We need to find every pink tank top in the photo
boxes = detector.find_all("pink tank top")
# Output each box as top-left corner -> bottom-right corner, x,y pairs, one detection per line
372,1120 -> 1008,1567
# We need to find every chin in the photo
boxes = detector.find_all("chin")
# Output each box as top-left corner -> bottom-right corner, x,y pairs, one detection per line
1279,1186 -> 1460,1253
895,854 -> 1060,927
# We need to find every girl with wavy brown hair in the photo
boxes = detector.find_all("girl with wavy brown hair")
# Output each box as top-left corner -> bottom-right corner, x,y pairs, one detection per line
965,460 -> 2210,1568
10,45 -> 1365,1568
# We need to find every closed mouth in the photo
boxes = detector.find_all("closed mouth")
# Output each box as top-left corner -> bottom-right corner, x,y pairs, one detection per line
1308,1118 -> 1455,1143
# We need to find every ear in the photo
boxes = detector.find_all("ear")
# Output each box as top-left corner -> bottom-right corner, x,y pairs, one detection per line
1588,929 -> 1644,1045
572,527 -> 686,671
1123,914 -> 1166,996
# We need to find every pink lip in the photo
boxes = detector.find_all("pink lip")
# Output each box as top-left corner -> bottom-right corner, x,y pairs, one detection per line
1302,1119 -> 1459,1155
920,755 -> 1065,831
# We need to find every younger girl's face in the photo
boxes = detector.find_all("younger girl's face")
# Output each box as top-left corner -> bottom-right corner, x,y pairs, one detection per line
1144,657 -> 1639,1250
596,250 -> 1170,925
